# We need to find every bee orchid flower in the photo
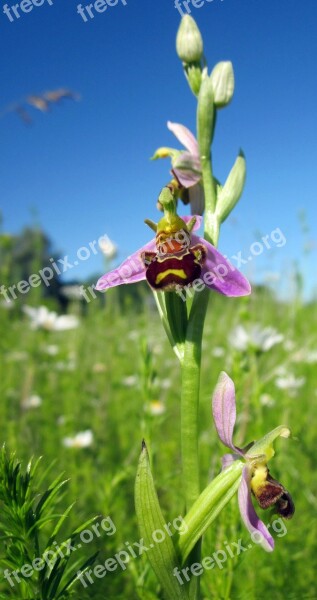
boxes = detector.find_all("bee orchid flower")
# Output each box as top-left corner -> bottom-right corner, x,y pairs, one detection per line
96,189 -> 250,297
212,372 -> 294,551
152,121 -> 205,215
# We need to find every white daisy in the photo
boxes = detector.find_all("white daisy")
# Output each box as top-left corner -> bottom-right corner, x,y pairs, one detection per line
22,394 -> 42,409
63,430 -> 93,448
229,324 -> 284,352
148,400 -> 166,416
23,305 -> 79,331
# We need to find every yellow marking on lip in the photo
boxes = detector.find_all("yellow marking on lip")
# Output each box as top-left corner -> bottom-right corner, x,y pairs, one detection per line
155,268 -> 188,285
251,465 -> 268,495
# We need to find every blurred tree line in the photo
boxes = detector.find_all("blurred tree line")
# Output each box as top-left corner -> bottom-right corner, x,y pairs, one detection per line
0,224 -> 61,305
0,220 -> 148,314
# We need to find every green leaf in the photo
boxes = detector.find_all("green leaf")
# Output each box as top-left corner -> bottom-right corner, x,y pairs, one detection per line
135,442 -> 189,600
47,504 -> 76,544
35,475 -> 69,520
177,461 -> 244,562
56,551 -> 99,598
71,515 -> 98,536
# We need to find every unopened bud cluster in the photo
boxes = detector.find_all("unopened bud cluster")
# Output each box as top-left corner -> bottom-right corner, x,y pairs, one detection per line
176,16 -> 235,108
176,15 -> 245,222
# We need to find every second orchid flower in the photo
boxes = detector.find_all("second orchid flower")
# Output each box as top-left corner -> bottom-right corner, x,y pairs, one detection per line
212,371 -> 294,551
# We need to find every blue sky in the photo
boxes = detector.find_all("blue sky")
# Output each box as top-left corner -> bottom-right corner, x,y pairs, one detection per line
1,0 -> 316,299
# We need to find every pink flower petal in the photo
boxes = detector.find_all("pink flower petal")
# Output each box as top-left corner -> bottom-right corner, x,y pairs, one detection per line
96,239 -> 156,290
192,235 -> 251,297
212,372 -> 239,452
238,467 -> 274,552
222,453 -> 237,469
173,150 -> 201,173
172,166 -> 202,188
167,121 -> 199,156
188,184 -> 205,216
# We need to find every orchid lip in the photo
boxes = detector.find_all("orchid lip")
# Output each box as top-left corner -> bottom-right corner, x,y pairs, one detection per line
250,468 -> 295,519
275,490 -> 295,519
96,217 -> 251,297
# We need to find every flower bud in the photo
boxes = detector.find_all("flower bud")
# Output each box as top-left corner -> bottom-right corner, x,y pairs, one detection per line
216,151 -> 246,222
210,61 -> 234,108
176,15 -> 203,63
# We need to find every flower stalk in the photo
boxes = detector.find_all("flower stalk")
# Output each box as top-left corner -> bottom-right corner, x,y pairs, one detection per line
180,289 -> 209,508
179,58 -> 222,600
180,42 -> 221,521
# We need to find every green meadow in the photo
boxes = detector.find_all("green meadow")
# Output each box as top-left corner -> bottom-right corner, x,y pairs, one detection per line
1,285 -> 316,599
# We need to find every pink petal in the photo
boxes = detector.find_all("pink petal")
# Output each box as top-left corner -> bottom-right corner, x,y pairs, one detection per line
222,453 -> 237,469
95,239 -> 156,290
167,121 -> 199,156
192,235 -> 251,297
188,184 -> 205,215
212,372 -> 238,452
238,467 -> 274,552
173,151 -> 201,173
172,166 -> 201,188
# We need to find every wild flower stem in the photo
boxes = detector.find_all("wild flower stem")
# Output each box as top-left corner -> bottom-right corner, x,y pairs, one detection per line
181,289 -> 209,509
201,157 -> 220,246
180,288 -> 209,600
180,102 -> 220,600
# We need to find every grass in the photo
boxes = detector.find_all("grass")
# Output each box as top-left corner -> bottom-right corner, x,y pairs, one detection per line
0,285 -> 316,599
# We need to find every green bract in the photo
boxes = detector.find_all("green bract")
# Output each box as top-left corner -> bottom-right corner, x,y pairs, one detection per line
216,151 -> 247,223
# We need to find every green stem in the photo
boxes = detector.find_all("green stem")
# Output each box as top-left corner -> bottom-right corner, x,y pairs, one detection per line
181,78 -> 219,512
200,157 -> 219,246
201,157 -> 216,216
181,288 -> 210,600
181,288 -> 209,509
180,97 -> 220,599
180,288 -> 210,600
